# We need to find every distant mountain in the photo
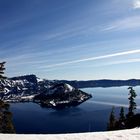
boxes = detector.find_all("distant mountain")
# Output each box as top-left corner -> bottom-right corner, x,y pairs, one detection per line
60,79 -> 140,88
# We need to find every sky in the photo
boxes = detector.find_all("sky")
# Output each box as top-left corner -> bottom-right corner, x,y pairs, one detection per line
0,0 -> 140,80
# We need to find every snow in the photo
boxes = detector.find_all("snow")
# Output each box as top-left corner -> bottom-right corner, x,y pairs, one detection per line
49,100 -> 56,106
21,95 -> 36,100
0,128 -> 140,140
37,78 -> 43,82
65,83 -> 74,92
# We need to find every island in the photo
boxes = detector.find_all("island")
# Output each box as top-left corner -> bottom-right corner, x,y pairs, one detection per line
34,83 -> 92,109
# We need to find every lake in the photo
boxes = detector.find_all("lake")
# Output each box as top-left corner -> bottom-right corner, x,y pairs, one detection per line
10,86 -> 140,134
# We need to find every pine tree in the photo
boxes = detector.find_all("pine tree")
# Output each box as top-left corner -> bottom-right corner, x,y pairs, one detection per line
117,107 -> 126,129
127,87 -> 137,118
107,107 -> 116,130
119,107 -> 125,122
0,62 -> 15,133
0,62 -> 6,79
0,62 -> 6,92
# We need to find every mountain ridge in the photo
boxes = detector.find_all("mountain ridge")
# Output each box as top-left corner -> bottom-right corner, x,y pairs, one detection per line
7,74 -> 140,88
59,79 -> 140,88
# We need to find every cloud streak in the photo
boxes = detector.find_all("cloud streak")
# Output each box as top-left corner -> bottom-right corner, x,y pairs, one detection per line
39,58 -> 140,73
101,58 -> 140,66
43,49 -> 140,68
102,16 -> 140,31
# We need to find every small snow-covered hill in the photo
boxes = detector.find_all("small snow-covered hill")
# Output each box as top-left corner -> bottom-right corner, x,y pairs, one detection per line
0,128 -> 140,140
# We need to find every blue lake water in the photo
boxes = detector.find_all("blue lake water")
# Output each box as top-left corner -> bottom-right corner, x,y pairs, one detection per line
10,86 -> 140,134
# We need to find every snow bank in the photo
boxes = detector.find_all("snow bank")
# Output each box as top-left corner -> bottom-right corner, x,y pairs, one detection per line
0,128 -> 140,140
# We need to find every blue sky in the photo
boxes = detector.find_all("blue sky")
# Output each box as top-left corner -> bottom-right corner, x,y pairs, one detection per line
1,0 -> 140,80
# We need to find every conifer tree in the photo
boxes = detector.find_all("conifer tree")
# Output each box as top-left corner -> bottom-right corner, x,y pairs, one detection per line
117,107 -> 126,129
0,62 -> 6,79
0,62 -> 6,92
119,107 -> 125,122
0,62 -> 15,133
127,87 -> 137,118
107,107 -> 116,130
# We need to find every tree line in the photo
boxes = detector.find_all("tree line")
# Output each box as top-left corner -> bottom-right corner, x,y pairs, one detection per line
108,86 -> 140,130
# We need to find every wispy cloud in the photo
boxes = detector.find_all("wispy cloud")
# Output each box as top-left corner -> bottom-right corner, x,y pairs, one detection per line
43,24 -> 96,41
102,16 -> 140,31
101,58 -> 140,66
42,49 -> 140,69
39,58 -> 140,73
133,0 -> 140,9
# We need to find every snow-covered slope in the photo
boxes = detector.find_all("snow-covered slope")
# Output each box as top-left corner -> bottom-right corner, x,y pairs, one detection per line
48,83 -> 75,94
0,128 -> 140,140
0,75 -> 38,101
